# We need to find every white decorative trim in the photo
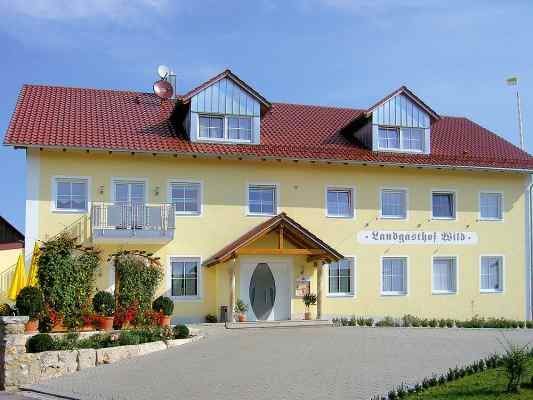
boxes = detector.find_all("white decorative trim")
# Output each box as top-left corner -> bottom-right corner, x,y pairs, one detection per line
167,179 -> 203,217
166,256 -> 203,301
245,182 -> 280,217
379,187 -> 408,220
50,175 -> 91,214
478,191 -> 504,222
526,175 -> 533,320
430,189 -> 457,220
380,255 -> 409,296
25,150 -> 40,263
326,256 -> 356,298
324,186 -> 356,219
479,254 -> 505,294
431,255 -> 458,295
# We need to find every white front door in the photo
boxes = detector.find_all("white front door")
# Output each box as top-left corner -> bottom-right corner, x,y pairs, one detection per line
240,258 -> 291,321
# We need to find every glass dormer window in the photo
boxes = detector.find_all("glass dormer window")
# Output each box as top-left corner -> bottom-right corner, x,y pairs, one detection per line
378,126 -> 424,152
198,114 -> 252,142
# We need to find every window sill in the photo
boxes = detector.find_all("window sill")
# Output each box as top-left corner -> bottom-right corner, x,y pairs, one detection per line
478,218 -> 503,222
196,137 -> 253,145
431,217 -> 456,221
175,212 -> 202,217
246,212 -> 276,217
381,292 -> 407,296
51,209 -> 88,214
326,214 -> 354,219
327,293 -> 355,298
171,296 -> 203,302
379,215 -> 407,220
480,290 -> 504,294
432,291 -> 457,295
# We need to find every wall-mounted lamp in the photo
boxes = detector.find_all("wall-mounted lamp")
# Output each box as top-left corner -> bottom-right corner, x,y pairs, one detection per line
154,186 -> 160,197
98,185 -> 104,195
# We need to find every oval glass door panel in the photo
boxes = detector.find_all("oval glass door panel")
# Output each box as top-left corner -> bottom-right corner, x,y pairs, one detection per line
249,263 -> 276,320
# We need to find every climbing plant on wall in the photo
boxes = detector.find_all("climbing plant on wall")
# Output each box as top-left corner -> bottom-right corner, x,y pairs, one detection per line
108,251 -> 163,322
37,234 -> 100,320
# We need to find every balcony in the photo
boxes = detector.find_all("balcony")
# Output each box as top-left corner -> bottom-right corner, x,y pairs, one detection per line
91,203 -> 175,243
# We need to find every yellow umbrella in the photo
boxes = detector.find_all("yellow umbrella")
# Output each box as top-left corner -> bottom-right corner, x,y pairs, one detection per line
8,254 -> 27,301
27,243 -> 41,287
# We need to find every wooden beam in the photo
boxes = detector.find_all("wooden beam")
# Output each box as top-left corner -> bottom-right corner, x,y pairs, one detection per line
278,226 -> 284,249
236,248 -> 327,256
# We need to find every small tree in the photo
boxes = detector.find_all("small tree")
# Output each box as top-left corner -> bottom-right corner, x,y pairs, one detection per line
92,291 -> 115,317
16,287 -> 44,320
234,299 -> 248,315
500,338 -> 530,392
302,293 -> 317,313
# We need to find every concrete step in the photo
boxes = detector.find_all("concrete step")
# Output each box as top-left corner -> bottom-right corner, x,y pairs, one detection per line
225,320 -> 332,329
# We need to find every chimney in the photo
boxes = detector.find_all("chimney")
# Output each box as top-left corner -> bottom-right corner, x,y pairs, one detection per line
168,71 -> 177,99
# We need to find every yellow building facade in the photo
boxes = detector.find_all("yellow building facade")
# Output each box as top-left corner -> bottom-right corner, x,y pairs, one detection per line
5,69 -> 533,323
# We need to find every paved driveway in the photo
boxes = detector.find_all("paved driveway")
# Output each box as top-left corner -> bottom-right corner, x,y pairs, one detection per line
22,327 -> 533,400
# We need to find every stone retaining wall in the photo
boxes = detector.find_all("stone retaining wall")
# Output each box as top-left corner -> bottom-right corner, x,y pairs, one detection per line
0,316 -> 201,391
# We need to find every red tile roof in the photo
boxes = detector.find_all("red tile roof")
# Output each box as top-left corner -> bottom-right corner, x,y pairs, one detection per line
4,83 -> 533,171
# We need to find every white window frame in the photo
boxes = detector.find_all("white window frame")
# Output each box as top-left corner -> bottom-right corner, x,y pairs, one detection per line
326,256 -> 356,297
431,256 -> 458,295
379,188 -> 408,220
479,255 -> 505,294
110,177 -> 148,204
167,180 -> 203,217
431,190 -> 457,220
325,186 -> 355,219
246,182 -> 279,217
51,176 -> 91,213
377,126 -> 425,153
479,191 -> 504,221
380,256 -> 409,296
167,256 -> 203,301
197,113 -> 253,143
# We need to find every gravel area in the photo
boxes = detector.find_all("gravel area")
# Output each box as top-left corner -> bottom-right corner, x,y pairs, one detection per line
21,326 -> 533,400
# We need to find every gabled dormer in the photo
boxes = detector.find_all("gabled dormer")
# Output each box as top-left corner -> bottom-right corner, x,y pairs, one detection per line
177,70 -> 271,145
354,86 -> 440,155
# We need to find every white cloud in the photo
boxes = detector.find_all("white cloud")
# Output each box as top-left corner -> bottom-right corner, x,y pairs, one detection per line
0,0 -> 170,21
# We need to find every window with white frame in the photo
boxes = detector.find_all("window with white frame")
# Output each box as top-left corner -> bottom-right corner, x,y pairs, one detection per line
328,258 -> 354,295
228,116 -> 252,141
248,185 -> 276,215
432,191 -> 456,219
432,257 -> 457,294
326,188 -> 353,218
198,114 -> 253,142
382,257 -> 407,295
171,258 -> 200,297
480,256 -> 503,292
198,115 -> 224,139
378,126 -> 424,152
480,192 -> 502,220
381,189 -> 407,219
169,182 -> 201,215
54,177 -> 88,212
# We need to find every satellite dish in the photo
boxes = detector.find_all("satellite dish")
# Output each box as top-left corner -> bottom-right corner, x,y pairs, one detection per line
157,65 -> 170,79
153,79 -> 173,99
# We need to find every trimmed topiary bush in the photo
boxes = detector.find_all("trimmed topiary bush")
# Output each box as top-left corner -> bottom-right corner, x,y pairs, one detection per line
93,291 -> 115,317
205,314 -> 218,323
16,287 -> 44,320
27,333 -> 54,353
152,296 -> 174,316
173,324 -> 189,339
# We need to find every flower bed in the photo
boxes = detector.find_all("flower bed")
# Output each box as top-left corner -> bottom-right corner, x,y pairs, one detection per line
333,314 -> 532,329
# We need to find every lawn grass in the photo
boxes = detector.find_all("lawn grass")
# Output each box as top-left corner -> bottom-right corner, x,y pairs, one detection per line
406,359 -> 533,399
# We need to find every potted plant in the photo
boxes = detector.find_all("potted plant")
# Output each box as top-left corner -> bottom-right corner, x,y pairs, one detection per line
92,290 -> 115,331
153,296 -> 174,326
16,287 -> 44,332
234,299 -> 248,322
302,293 -> 317,320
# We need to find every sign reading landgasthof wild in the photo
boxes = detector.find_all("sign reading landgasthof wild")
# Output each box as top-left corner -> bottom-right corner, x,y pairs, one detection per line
357,231 -> 478,245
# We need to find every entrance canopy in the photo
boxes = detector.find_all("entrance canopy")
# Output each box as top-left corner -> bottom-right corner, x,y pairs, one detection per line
204,212 -> 343,267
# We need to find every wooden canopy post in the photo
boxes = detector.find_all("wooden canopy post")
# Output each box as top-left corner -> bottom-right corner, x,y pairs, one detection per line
315,261 -> 323,320
229,257 -> 236,322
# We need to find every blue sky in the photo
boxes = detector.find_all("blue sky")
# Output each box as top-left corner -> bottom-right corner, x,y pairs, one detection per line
0,0 -> 532,232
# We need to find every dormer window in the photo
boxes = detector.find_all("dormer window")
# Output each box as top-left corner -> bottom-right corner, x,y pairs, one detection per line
198,114 -> 253,142
378,126 -> 424,152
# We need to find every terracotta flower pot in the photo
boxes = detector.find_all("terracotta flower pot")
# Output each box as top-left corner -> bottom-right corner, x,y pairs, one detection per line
238,314 -> 246,322
159,315 -> 171,327
52,321 -> 66,332
304,312 -> 311,320
81,322 -> 95,332
98,316 -> 114,331
25,319 -> 39,333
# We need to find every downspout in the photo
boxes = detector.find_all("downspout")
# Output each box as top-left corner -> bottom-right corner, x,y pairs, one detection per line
527,174 -> 533,320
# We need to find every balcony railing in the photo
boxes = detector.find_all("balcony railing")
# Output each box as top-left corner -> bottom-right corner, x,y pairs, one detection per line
91,203 -> 175,242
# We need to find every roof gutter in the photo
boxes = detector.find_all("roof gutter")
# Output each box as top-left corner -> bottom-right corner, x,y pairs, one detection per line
10,143 -> 533,174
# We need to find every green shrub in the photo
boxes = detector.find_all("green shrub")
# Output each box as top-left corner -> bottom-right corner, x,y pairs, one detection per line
0,303 -> 12,316
16,287 -> 44,320
53,332 -> 80,350
205,314 -> 217,323
37,234 -> 99,321
527,320 -> 533,329
93,291 -> 115,317
119,331 -> 140,346
446,318 -> 454,328
173,324 -> 189,339
349,315 -> 357,326
376,316 -> 395,327
438,318 -> 447,328
152,296 -> 174,316
38,314 -> 53,333
428,318 -> 438,328
27,333 -> 54,353
501,341 -> 530,392
420,318 -> 429,327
